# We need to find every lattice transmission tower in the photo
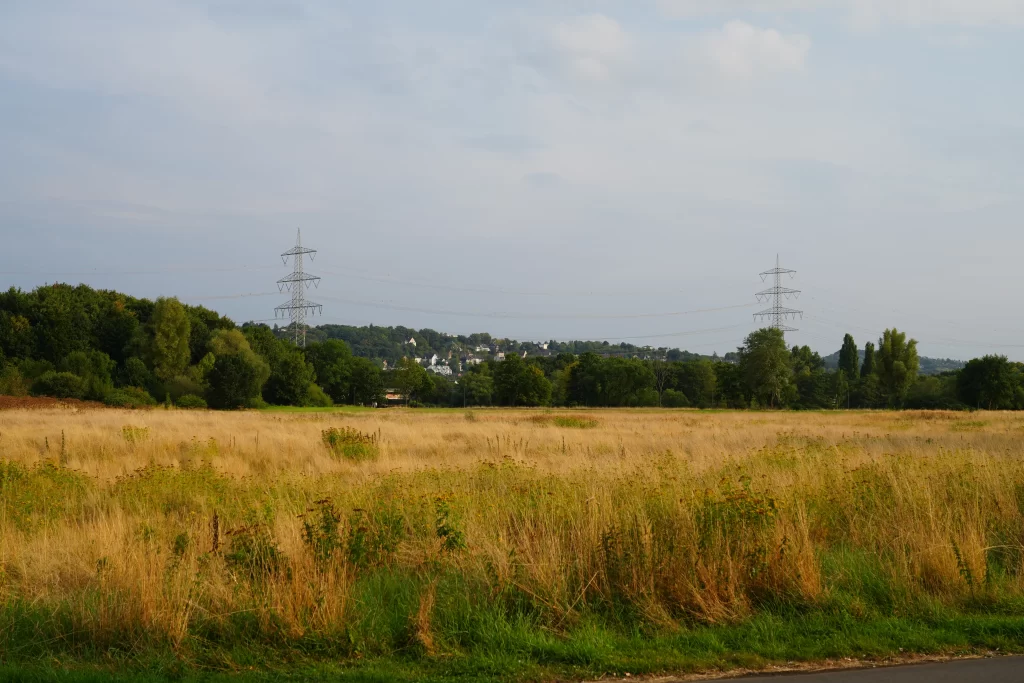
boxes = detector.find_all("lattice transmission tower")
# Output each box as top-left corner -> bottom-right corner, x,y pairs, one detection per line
275,229 -> 322,347
754,254 -> 802,333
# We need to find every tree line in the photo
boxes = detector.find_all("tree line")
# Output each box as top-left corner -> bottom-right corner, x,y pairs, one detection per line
1,284 -> 1021,410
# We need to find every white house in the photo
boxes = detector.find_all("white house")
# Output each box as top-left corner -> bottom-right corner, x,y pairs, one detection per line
427,365 -> 452,377
426,353 -> 439,366
407,337 -> 417,347
495,351 -> 506,361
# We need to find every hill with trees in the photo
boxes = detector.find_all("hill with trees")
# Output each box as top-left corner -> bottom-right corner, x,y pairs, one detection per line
1,283 -> 1021,412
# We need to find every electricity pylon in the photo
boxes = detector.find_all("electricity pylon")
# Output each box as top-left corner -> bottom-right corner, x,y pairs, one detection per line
754,254 -> 802,334
275,229 -> 322,347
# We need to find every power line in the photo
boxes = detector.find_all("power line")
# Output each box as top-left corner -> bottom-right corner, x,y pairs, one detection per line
312,295 -> 755,321
319,265 -> 752,299
182,291 -> 756,320
0,265 -> 280,276
754,254 -> 802,334
274,229 -> 322,347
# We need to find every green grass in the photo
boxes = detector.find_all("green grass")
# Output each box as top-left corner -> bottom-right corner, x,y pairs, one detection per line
2,611 -> 1022,682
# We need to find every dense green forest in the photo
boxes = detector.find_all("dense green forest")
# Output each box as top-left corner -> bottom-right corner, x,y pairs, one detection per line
1,283 -> 1021,410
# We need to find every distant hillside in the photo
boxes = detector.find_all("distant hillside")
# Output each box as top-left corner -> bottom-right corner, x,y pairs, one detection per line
275,323 -> 735,366
822,349 -> 964,376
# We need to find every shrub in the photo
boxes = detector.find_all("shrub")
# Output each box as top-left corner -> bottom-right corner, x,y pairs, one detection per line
175,394 -> 208,409
305,383 -> 334,408
635,388 -> 661,407
552,416 -> 598,429
121,425 -> 150,444
321,427 -> 379,461
0,365 -> 29,396
224,524 -> 286,584
165,375 -> 205,402
120,357 -> 151,388
300,499 -> 342,567
662,389 -> 690,408
246,396 -> 269,410
105,387 -> 157,408
31,372 -> 87,400
18,359 -> 55,381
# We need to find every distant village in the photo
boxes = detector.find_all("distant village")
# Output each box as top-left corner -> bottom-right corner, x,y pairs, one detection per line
382,337 -> 555,377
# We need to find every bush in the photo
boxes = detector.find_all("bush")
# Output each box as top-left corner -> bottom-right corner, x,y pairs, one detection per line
662,389 -> 690,408
0,365 -> 29,396
175,394 -> 208,409
207,353 -> 268,410
552,416 -> 598,429
18,359 -> 55,381
635,387 -> 661,407
246,396 -> 269,410
104,387 -> 157,408
321,427 -> 379,461
31,372 -> 88,400
165,375 -> 204,402
120,357 -> 151,388
305,383 -> 334,408
225,524 -> 286,584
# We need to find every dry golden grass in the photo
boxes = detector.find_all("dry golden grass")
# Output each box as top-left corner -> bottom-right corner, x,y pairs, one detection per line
2,406 -> 1024,670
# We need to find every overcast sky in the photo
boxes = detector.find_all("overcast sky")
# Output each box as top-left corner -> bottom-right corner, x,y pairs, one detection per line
1,0 -> 1022,360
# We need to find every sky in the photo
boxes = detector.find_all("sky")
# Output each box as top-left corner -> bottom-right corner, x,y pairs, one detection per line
1,0 -> 1022,360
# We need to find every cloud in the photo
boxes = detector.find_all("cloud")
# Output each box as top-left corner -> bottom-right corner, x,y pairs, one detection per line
658,0 -> 826,17
657,0 -> 1024,26
550,14 -> 628,81
848,0 -> 1024,28
698,21 -> 811,78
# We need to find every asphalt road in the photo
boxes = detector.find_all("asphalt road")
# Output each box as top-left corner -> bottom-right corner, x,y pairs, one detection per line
730,657 -> 1024,681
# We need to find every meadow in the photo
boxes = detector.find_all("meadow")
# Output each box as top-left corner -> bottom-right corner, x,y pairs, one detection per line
2,406 -> 1024,681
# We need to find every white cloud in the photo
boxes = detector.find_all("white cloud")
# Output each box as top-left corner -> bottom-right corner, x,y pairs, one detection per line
657,0 -> 1024,26
551,14 -> 628,81
698,21 -> 811,78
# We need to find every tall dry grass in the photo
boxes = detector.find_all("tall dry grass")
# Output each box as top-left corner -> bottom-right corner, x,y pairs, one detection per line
2,406 -> 1024,664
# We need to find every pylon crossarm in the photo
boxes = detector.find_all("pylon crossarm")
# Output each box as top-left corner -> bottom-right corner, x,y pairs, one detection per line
281,247 -> 318,257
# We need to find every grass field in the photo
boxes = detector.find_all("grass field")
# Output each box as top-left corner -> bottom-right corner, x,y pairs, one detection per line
2,406 -> 1024,681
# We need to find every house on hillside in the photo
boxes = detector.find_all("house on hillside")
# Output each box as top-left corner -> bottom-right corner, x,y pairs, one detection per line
495,351 -> 506,361
425,353 -> 439,366
407,337 -> 417,347
427,365 -> 452,377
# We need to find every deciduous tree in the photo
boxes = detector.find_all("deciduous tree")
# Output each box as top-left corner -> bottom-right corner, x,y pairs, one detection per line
839,334 -> 859,380
739,328 -> 792,408
150,297 -> 191,381
876,328 -> 919,407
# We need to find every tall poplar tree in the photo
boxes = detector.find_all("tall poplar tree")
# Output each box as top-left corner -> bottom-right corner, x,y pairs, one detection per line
838,334 -> 860,380
861,342 -> 876,378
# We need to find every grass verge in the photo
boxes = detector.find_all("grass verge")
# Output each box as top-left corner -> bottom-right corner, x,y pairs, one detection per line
1,611 -> 1022,682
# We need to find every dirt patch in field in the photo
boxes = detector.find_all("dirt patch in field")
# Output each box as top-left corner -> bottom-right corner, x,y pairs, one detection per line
0,395 -> 108,411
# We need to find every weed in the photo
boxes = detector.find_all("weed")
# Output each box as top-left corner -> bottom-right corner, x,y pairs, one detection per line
434,497 -> 466,554
322,426 -> 379,461
121,425 -> 150,445
300,499 -> 342,567
224,523 -> 286,584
